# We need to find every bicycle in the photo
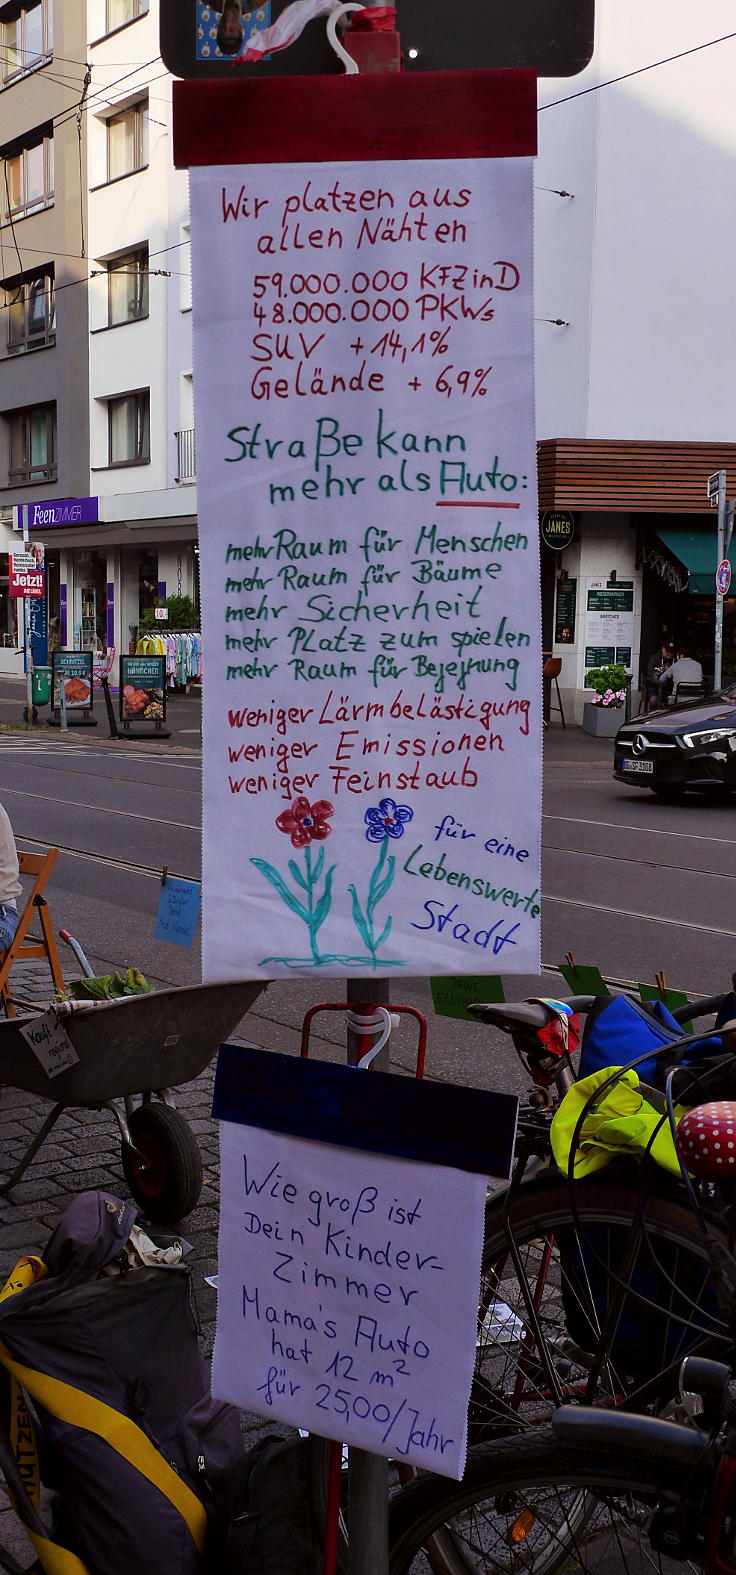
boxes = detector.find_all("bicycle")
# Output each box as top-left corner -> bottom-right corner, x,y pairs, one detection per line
311,987 -> 736,1569
386,1058 -> 736,1574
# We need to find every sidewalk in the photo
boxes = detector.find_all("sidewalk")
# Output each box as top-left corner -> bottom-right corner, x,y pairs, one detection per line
0,672 -> 202,749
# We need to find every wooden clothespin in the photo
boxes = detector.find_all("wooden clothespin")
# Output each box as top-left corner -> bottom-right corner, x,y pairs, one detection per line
655,970 -> 666,993
162,864 -> 169,887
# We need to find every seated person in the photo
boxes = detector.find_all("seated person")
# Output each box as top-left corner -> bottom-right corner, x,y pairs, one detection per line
0,801 -> 20,952
661,647 -> 703,702
645,640 -> 674,709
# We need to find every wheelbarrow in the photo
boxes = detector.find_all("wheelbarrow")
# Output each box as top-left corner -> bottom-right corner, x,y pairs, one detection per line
0,980 -> 266,1221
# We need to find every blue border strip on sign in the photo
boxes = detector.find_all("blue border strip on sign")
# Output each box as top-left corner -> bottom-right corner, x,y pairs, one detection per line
212,1045 -> 519,1179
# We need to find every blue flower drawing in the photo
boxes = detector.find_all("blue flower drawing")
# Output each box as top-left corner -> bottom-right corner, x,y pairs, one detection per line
347,800 -> 414,968
364,798 -> 414,843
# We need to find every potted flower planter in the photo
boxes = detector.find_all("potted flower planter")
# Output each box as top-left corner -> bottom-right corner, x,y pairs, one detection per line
582,702 -> 623,737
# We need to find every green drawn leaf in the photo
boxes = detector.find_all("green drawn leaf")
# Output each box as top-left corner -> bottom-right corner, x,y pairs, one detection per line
250,858 -> 309,923
368,858 -> 396,920
312,864 -> 337,932
374,916 -> 392,951
288,859 -> 310,892
312,846 -> 325,883
347,884 -> 372,949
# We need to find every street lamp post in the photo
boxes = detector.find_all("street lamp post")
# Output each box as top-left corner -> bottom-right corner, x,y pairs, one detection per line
709,470 -> 735,693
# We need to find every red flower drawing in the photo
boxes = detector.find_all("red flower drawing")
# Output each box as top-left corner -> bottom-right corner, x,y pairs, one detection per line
275,797 -> 334,849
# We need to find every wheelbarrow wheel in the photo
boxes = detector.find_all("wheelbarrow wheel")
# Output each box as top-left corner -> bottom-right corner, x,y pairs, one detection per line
122,1103 -> 203,1222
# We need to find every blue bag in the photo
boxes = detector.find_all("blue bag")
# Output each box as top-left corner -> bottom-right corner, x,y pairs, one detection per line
579,993 -> 723,1087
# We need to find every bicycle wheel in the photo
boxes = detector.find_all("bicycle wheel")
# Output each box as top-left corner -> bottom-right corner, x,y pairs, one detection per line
473,1168 -> 725,1437
388,1428 -> 707,1575
311,1170 -> 724,1563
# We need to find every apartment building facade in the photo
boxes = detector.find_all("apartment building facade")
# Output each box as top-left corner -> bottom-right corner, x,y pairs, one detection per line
535,0 -> 736,718
0,0 -> 196,680
0,0 -> 90,672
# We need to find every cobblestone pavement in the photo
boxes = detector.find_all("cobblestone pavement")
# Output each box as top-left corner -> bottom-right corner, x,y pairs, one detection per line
0,960 -> 260,1568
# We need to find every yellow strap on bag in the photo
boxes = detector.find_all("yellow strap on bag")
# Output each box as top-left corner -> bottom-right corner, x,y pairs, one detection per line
0,1258 -> 88,1575
551,1066 -> 689,1179
0,1257 -> 206,1571
0,1341 -> 207,1555
0,1258 -> 46,1519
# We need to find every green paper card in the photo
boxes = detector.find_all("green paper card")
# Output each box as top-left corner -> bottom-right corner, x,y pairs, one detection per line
431,976 -> 505,1021
558,962 -> 610,996
638,983 -> 691,1033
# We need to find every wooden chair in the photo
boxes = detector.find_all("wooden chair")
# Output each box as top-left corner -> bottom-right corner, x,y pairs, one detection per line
0,849 -> 65,1017
542,656 -> 566,729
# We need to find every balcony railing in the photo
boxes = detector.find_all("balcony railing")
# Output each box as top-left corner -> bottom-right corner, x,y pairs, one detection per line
175,427 -> 196,483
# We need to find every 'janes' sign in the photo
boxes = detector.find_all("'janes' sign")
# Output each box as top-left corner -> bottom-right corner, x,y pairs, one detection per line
540,510 -> 575,550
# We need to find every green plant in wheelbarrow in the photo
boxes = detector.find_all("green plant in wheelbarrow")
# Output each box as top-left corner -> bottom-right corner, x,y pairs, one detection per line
65,967 -> 153,1002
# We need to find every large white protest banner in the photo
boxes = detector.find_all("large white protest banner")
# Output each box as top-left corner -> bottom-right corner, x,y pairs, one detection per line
190,155 -> 540,978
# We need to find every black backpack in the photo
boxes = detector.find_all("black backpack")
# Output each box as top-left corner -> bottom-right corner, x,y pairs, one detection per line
226,1434 -> 323,1575
0,1191 -> 245,1575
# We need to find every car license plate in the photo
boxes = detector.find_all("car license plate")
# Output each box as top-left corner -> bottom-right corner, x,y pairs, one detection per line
621,759 -> 654,774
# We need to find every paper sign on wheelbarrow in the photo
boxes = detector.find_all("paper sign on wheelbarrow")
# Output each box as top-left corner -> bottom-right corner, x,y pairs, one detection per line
185,72 -> 541,980
211,1045 -> 518,1478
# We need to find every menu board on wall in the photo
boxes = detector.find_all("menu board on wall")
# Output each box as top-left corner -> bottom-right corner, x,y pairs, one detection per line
554,578 -> 576,644
584,580 -> 634,670
190,155 -> 541,979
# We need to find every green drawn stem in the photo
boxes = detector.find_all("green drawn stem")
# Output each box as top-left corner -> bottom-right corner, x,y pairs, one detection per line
348,835 -> 395,970
305,845 -> 320,965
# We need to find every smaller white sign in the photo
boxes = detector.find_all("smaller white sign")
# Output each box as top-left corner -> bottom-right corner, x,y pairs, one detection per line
213,1124 -> 487,1479
154,607 -> 169,621
19,1010 -> 80,1079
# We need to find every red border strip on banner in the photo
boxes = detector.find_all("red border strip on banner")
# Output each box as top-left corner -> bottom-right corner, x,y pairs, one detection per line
173,69 -> 537,167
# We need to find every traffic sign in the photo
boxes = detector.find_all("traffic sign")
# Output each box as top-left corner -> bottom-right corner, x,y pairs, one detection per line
716,558 -> 731,597
163,0 -> 594,80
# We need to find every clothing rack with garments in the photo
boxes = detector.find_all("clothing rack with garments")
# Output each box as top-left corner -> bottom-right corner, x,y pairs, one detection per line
136,630 -> 202,688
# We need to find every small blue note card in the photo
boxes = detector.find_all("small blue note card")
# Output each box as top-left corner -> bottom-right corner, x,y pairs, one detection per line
154,877 -> 202,947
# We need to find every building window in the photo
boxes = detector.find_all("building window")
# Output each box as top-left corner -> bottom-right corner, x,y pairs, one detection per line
8,403 -> 56,484
108,391 -> 150,465
106,99 -> 147,182
106,247 -> 148,325
3,127 -> 53,216
4,266 -> 55,353
106,0 -> 147,30
2,0 -> 53,82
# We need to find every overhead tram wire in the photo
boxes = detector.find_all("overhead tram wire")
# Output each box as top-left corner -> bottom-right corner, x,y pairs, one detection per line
2,31 -> 735,311
540,28 -> 736,111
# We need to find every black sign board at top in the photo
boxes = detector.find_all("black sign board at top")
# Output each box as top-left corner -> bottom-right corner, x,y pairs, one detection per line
162,0 -> 594,81
541,510 -> 575,551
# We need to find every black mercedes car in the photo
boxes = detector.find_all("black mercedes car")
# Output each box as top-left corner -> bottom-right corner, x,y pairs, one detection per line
614,688 -> 736,798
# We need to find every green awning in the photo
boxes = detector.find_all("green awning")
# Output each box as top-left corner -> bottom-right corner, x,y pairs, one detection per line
653,525 -> 736,595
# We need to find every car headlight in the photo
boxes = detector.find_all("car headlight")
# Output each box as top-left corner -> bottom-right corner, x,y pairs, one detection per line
682,727 -> 736,748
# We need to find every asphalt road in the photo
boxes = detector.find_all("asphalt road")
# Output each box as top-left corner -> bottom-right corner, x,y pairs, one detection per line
1,718 -> 734,1096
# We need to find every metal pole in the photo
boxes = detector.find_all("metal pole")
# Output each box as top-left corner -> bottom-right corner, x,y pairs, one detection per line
347,1448 -> 389,1575
346,977 -> 391,1575
715,469 -> 727,693
21,515 -> 33,729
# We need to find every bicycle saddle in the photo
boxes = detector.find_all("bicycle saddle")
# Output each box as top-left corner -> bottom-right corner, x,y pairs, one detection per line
467,1002 -> 554,1031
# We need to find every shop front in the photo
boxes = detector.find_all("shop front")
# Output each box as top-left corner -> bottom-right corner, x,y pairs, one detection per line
538,439 -> 736,721
20,495 -> 199,688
